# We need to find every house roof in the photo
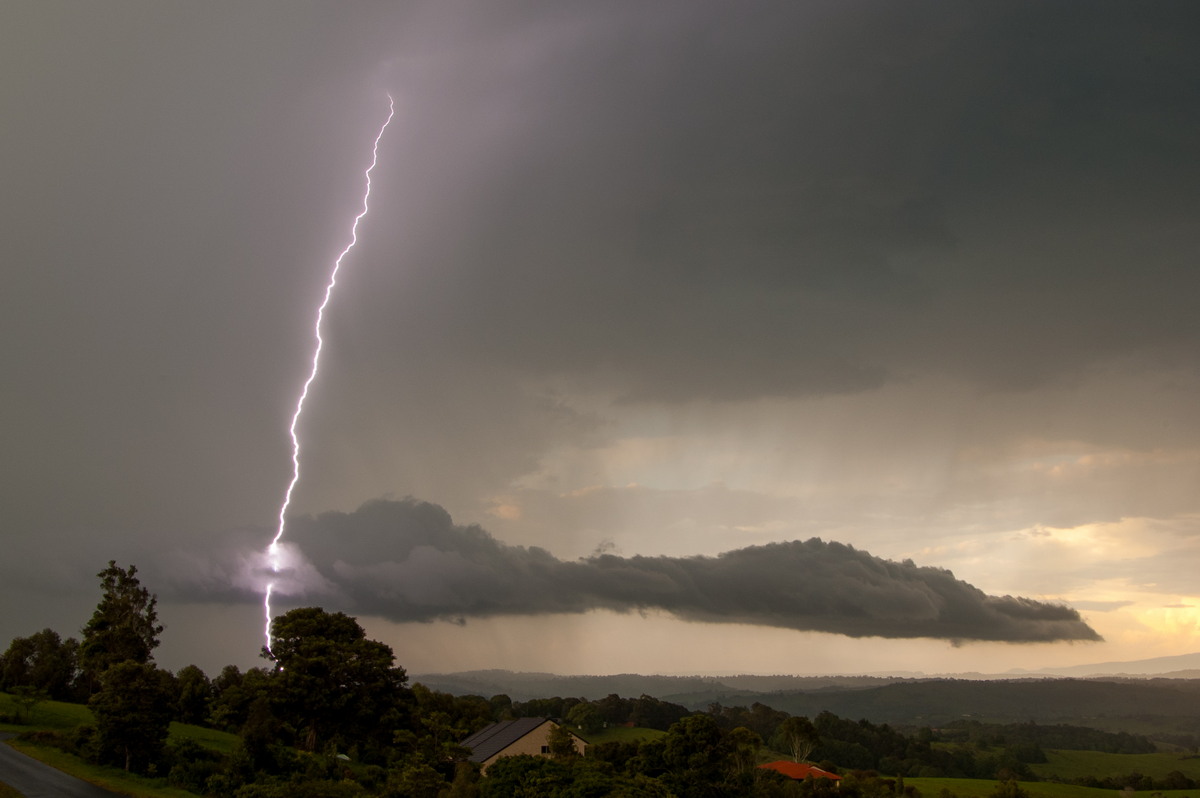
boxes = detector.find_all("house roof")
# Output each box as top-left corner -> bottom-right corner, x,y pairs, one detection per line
460,717 -> 552,764
759,761 -> 843,781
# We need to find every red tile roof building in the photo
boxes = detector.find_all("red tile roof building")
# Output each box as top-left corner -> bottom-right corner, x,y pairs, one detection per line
759,761 -> 843,782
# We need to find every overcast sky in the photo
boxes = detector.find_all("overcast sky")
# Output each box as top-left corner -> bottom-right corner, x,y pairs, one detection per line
3,1 -> 1200,678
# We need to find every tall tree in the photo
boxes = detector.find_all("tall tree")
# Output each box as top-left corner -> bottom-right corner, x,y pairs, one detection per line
79,561 -> 163,692
774,715 -> 821,763
265,607 -> 412,755
89,660 -> 174,773
567,701 -> 604,735
661,714 -> 732,797
175,664 -> 213,725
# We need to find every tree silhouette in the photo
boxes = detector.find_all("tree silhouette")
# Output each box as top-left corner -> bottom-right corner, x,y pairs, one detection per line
79,561 -> 162,693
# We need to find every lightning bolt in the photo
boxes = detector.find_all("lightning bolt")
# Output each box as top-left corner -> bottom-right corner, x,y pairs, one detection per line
264,94 -> 396,653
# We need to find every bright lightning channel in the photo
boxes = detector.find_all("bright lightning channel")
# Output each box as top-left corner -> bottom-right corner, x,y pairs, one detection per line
263,94 -> 396,653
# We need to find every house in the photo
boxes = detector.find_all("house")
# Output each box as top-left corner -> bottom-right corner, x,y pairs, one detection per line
460,717 -> 587,773
759,761 -> 843,784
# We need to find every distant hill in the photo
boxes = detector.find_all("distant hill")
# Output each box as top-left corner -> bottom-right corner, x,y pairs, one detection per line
1012,651 -> 1200,678
411,669 -> 910,702
412,653 -> 1200,703
693,677 -> 1200,728
412,668 -> 1200,735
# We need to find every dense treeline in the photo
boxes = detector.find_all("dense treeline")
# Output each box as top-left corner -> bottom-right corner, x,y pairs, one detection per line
743,678 -> 1200,728
938,720 -> 1155,755
1070,770 -> 1200,791
0,561 -> 1179,796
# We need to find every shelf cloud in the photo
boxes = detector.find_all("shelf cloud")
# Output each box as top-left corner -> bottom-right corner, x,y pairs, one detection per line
176,499 -> 1098,643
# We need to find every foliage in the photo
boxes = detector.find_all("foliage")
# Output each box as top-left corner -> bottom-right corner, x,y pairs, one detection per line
165,737 -> 224,793
775,715 -> 821,762
406,683 -> 492,764
727,725 -> 764,777
210,665 -> 273,732
384,756 -> 447,798
990,778 -> 1030,798
0,628 -> 81,700
941,721 -> 1155,756
14,588 -> 1200,798
265,607 -> 413,756
175,664 -> 213,725
88,660 -> 175,773
80,561 -> 163,693
567,700 -> 604,734
513,692 -> 690,732
660,713 -> 735,795
548,722 -> 581,759
9,685 -> 48,723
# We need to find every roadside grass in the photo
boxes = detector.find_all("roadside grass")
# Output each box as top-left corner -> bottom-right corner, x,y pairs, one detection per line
576,725 -> 666,745
5,739 -> 198,798
1,692 -> 236,797
0,780 -> 23,798
1031,750 -> 1200,781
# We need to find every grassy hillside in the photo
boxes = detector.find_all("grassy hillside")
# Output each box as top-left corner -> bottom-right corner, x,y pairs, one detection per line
1,692 -> 238,753
0,692 -> 92,731
713,679 -> 1200,730
579,725 -> 666,745
1031,750 -> 1200,781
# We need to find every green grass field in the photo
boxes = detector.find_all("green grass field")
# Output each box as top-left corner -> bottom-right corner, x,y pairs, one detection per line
0,692 -> 92,732
0,780 -> 24,798
1031,750 -> 1200,781
579,724 -> 666,745
167,721 -> 239,754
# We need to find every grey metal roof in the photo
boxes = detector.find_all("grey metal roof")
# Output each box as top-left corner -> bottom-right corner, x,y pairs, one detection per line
460,717 -> 552,763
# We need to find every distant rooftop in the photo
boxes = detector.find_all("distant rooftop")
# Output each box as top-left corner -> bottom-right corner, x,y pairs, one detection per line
759,761 -> 843,781
460,717 -> 550,764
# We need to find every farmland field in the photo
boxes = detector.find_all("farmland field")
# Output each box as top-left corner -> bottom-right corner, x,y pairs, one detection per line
1031,750 -> 1200,781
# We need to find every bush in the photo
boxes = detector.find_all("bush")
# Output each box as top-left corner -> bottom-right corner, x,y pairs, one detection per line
233,777 -> 370,798
167,738 -> 224,793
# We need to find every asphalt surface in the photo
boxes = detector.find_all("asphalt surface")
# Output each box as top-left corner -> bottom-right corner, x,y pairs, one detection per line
0,733 -> 122,797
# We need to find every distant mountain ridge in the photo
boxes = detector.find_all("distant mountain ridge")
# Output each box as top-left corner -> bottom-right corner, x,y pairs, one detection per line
410,669 -> 910,703
1009,651 -> 1200,677
412,652 -> 1200,702
413,668 -> 1200,735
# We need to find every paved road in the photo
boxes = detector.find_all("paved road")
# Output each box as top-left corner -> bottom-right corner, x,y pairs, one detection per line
0,733 -> 122,797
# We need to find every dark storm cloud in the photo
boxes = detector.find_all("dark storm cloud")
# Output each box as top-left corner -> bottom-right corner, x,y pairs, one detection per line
175,499 -> 1098,643
344,1 -> 1200,404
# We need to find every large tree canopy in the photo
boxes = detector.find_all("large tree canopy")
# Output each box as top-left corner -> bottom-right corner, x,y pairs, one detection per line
0,627 -> 80,700
88,660 -> 174,773
79,561 -> 163,691
265,607 -> 412,754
